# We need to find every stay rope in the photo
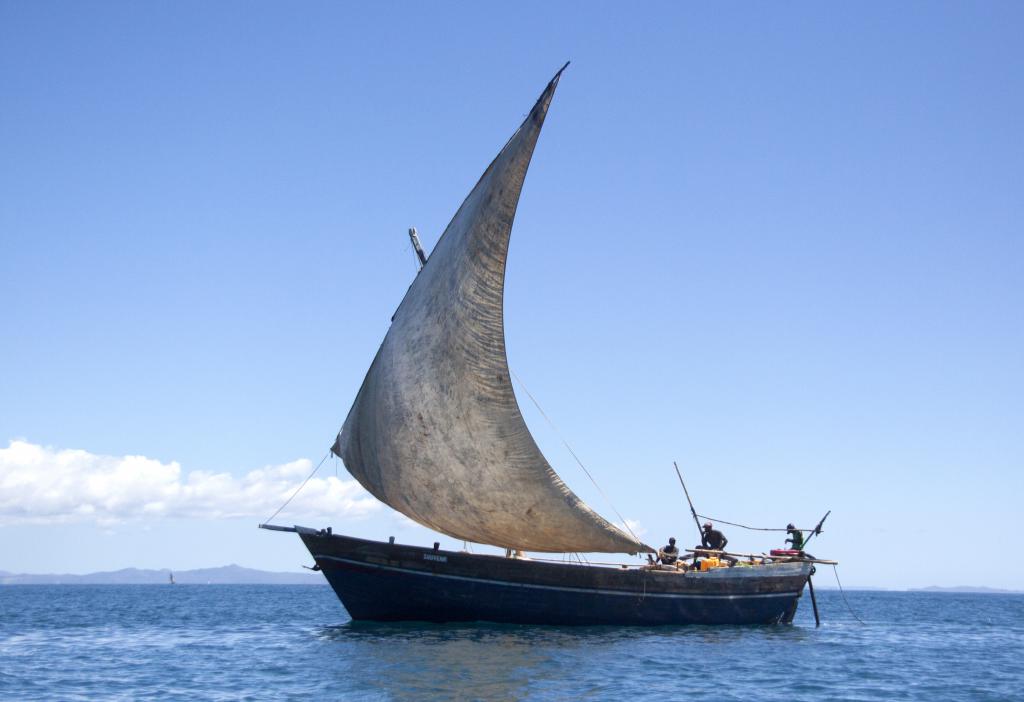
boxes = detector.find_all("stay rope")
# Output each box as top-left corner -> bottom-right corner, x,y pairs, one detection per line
261,450 -> 332,526
510,369 -> 644,549
695,514 -> 816,533
832,564 -> 866,625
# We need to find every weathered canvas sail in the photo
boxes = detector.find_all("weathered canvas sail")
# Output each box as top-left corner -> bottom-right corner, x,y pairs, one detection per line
334,68 -> 649,554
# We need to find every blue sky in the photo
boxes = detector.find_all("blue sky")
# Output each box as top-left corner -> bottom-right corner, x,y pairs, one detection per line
2,2 -> 1021,589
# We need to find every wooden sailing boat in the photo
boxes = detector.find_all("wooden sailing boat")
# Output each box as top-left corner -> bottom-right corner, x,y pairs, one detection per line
262,66 -> 818,625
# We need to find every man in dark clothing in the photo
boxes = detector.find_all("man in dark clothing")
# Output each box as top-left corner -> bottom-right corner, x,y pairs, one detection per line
785,523 -> 805,551
696,522 -> 736,565
658,537 -> 679,565
784,522 -> 815,559
701,522 -> 728,551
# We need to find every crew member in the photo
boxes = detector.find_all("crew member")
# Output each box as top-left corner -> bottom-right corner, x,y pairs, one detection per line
701,521 -> 728,551
697,521 -> 736,565
658,537 -> 679,565
785,522 -> 815,559
785,523 -> 805,551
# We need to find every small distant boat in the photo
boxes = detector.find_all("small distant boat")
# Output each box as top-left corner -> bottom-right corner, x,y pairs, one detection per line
262,65 -> 829,625
168,572 -> 175,585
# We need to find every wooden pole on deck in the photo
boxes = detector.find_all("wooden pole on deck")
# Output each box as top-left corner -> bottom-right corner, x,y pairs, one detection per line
802,510 -> 831,550
673,462 -> 704,540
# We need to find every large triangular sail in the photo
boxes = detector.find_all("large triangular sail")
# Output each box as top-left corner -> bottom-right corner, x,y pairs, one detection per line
334,68 -> 649,554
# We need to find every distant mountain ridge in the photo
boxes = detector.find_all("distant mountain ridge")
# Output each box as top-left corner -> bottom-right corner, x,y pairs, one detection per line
0,564 -> 325,585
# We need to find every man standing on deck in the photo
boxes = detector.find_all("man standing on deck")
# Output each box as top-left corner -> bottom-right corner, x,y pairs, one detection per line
700,521 -> 727,551
785,523 -> 805,551
785,523 -> 815,559
698,522 -> 737,565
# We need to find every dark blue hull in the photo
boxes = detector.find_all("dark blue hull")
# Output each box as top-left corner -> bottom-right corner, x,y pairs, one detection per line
299,530 -> 810,626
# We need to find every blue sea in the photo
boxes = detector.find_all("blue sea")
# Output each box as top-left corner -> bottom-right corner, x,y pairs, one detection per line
1,585 -> 1021,701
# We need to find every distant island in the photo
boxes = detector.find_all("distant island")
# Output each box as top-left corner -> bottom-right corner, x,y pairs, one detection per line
0,564 -> 326,585
1,568 -> 1019,592
805,584 -> 1021,594
910,585 -> 1021,594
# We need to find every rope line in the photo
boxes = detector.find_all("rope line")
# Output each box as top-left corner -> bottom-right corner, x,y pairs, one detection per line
510,369 -> 644,549
261,450 -> 332,526
695,514 -> 816,533
832,564 -> 866,625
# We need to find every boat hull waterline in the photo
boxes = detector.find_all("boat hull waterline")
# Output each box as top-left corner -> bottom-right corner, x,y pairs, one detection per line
298,530 -> 811,626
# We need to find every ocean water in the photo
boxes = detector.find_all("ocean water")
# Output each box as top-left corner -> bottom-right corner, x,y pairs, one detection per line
1,584 -> 1021,701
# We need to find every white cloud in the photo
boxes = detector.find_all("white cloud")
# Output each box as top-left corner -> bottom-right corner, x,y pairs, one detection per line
0,440 -> 381,526
616,518 -> 646,538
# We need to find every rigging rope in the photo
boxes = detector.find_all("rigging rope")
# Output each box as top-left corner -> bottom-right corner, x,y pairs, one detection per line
510,369 -> 644,549
261,450 -> 332,526
832,564 -> 866,625
695,514 -> 816,533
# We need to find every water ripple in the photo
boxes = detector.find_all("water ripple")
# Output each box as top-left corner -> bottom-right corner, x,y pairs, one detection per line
1,586 -> 1021,700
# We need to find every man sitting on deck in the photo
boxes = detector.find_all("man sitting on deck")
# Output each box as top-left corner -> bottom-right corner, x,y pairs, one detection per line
658,537 -> 680,566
